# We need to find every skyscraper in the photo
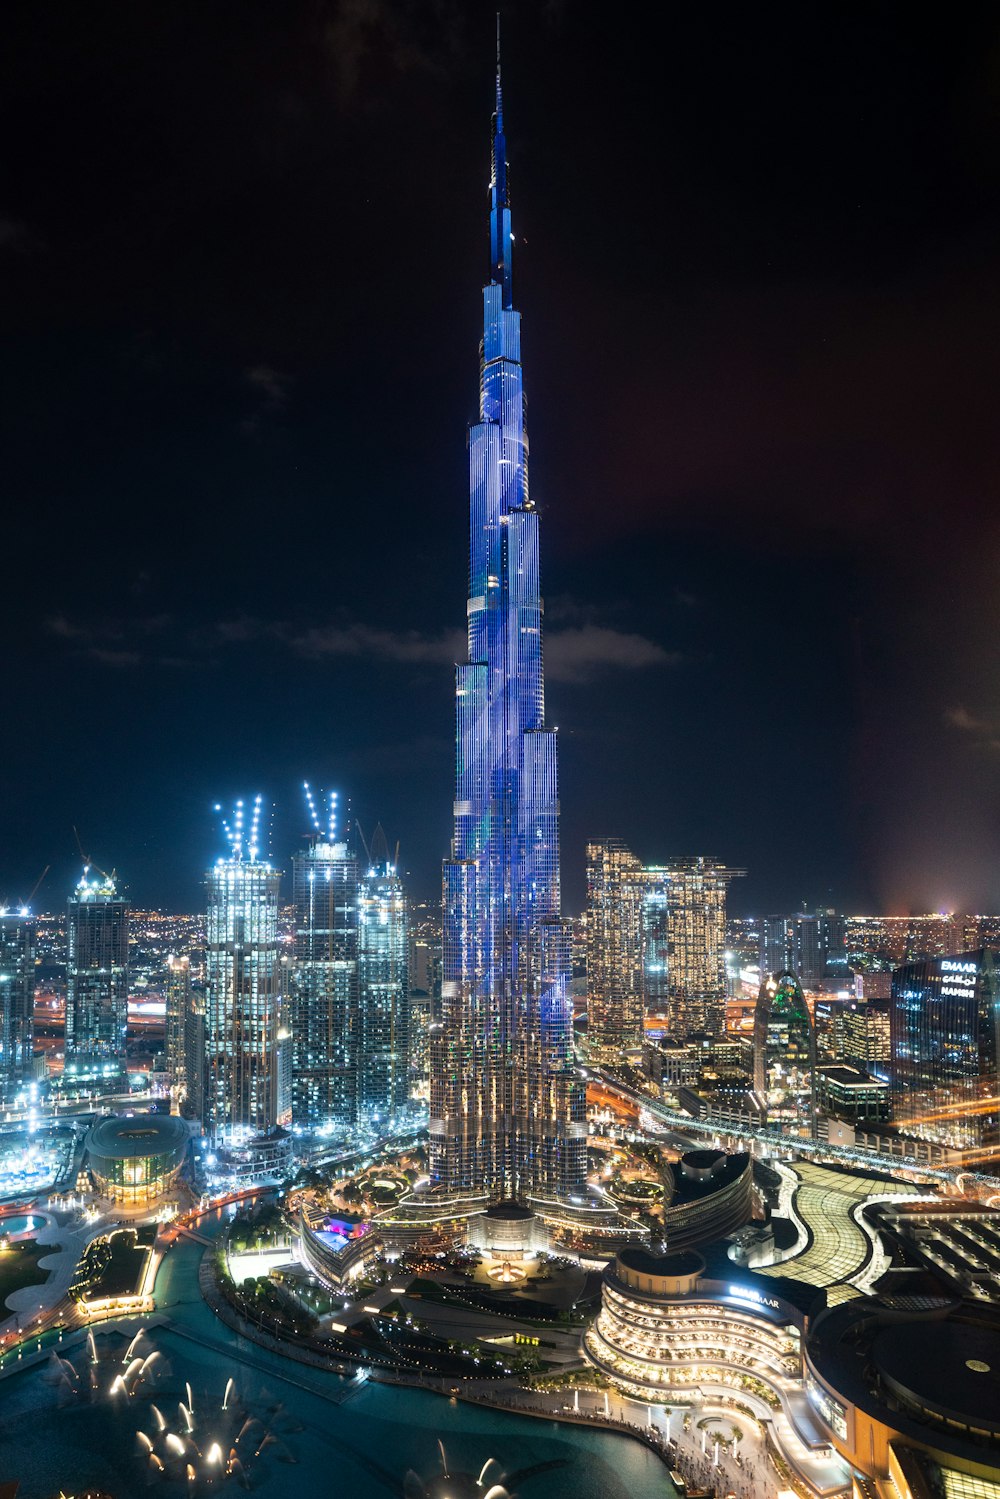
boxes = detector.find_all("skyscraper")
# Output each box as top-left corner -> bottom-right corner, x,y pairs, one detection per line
762,913 -> 848,989
890,949 -> 1000,1156
663,858 -> 740,1036
430,44 -> 586,1202
0,906 -> 36,1098
290,809 -> 359,1133
165,953 -> 191,1106
585,839 -> 644,1056
358,828 -> 409,1129
753,970 -> 816,1128
65,867 -> 129,1075
204,798 -> 287,1143
584,847 -> 741,1049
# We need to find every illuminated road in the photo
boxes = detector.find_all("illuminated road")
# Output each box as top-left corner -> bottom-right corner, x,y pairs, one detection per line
592,1068 -> 965,1186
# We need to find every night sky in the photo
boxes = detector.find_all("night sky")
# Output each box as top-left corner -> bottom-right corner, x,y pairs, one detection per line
3,2 -> 1000,916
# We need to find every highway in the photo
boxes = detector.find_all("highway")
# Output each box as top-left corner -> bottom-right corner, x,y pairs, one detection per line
588,1067 -> 962,1186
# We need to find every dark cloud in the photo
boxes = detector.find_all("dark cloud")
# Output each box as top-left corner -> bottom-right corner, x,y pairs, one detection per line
244,363 -> 291,408
48,610 -> 674,686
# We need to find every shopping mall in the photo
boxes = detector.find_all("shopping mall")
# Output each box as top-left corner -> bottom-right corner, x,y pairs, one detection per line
584,1245 -> 806,1407
805,1294 -> 1000,1498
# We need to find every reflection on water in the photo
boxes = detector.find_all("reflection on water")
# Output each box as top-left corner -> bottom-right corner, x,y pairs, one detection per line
0,1234 -> 673,1499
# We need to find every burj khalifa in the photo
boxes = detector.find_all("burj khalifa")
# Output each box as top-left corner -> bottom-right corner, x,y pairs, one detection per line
429,38 -> 587,1205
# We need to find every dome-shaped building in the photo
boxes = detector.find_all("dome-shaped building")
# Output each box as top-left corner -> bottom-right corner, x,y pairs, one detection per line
87,1114 -> 189,1206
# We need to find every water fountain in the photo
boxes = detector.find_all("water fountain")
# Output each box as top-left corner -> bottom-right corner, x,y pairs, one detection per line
404,1444 -> 512,1499
485,1258 -> 527,1285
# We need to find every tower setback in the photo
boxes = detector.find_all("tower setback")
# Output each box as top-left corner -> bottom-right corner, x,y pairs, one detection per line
429,46 -> 586,1202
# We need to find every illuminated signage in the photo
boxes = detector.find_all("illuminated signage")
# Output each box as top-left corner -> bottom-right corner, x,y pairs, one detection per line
728,1284 -> 781,1311
940,959 -> 978,999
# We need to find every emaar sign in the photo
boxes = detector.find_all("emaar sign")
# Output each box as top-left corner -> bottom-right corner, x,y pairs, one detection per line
728,1284 -> 781,1311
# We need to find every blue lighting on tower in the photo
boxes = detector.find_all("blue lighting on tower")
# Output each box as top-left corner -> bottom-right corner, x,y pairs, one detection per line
429,29 -> 586,1203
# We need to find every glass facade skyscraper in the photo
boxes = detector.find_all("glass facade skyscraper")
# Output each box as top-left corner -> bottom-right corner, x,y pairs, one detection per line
165,952 -> 191,1106
290,838 -> 359,1131
585,839 -> 644,1057
0,907 -> 36,1097
753,970 -> 816,1127
662,857 -> 739,1036
66,869 -> 129,1070
890,948 -> 1000,1155
429,51 -> 586,1202
358,851 -> 409,1128
205,814 -> 287,1143
762,913 -> 848,989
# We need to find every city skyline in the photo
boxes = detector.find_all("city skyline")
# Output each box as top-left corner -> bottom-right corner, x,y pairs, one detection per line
1,24 -> 1000,1497
3,5 -> 999,916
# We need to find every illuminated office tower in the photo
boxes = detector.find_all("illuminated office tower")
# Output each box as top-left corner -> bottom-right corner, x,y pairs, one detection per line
430,44 -> 586,1202
890,949 -> 1000,1156
839,999 -> 891,1076
358,829 -> 409,1128
585,839 -> 644,1056
762,913 -> 847,988
640,866 -> 672,1014
66,868 -> 129,1070
753,970 -> 816,1127
664,858 -> 742,1036
164,953 -> 191,1106
290,788 -> 359,1131
184,987 -> 206,1122
204,798 -> 286,1143
0,906 -> 36,1096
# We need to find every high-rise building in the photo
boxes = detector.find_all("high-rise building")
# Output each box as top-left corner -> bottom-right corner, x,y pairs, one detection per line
358,832 -> 409,1129
164,953 -> 206,1120
165,953 -> 191,1106
184,986 -> 206,1122
752,970 -> 816,1128
663,858 -> 741,1036
585,839 -> 644,1056
838,998 -> 891,1076
408,905 -> 442,1097
890,949 -> 1000,1156
762,913 -> 848,989
290,832 -> 359,1132
204,798 -> 287,1144
430,48 -> 586,1203
65,867 -> 129,1072
0,906 -> 36,1097
585,849 -> 740,1047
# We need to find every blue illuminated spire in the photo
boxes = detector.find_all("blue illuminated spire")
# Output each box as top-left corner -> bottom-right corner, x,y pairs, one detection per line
490,14 -> 512,305
429,29 -> 586,1206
